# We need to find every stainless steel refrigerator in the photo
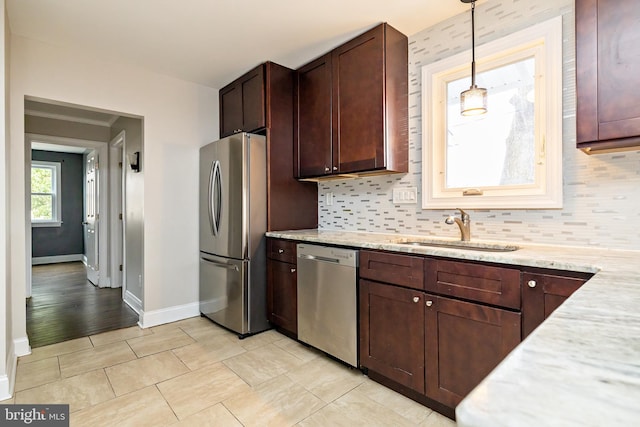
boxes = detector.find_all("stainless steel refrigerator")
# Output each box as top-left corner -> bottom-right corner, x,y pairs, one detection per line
199,132 -> 269,337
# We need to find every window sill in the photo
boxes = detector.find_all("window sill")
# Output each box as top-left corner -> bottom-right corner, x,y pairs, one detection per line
32,221 -> 62,228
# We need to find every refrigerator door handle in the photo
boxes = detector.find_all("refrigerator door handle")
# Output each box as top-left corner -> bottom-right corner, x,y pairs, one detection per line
201,256 -> 239,271
209,160 -> 222,236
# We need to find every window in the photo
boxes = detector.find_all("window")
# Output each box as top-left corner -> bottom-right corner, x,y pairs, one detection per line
421,17 -> 563,209
31,160 -> 62,227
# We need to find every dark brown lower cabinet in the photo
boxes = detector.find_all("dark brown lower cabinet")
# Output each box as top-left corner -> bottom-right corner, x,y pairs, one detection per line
359,280 -> 425,393
521,271 -> 589,339
266,259 -> 297,336
424,295 -> 521,407
360,281 -> 521,409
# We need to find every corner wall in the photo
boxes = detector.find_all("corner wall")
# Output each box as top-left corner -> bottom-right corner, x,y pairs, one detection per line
1,0 -> 10,400
318,0 -> 640,251
9,34 -> 218,339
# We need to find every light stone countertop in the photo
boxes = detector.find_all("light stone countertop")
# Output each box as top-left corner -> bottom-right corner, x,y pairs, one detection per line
265,229 -> 640,426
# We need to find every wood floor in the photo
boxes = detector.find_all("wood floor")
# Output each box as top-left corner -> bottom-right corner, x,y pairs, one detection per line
27,262 -> 139,348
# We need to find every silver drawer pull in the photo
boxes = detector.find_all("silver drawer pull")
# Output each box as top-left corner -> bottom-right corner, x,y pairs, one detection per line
290,268 -> 296,273
413,296 -> 420,303
426,300 -> 433,307
528,280 -> 537,288
278,249 -> 284,254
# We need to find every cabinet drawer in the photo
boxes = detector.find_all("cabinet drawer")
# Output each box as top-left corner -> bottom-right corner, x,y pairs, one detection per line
267,238 -> 297,263
360,250 -> 424,291
425,259 -> 520,309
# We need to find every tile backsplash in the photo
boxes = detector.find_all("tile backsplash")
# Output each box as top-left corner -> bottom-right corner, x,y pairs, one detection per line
318,0 -> 640,251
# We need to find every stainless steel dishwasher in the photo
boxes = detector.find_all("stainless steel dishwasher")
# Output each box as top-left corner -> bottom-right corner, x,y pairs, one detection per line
297,243 -> 358,367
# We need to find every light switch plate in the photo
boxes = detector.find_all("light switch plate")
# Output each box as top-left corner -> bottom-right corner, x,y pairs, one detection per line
325,192 -> 334,206
392,187 -> 418,204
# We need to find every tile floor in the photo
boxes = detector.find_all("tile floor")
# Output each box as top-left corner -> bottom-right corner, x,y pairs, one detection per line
3,316 -> 457,427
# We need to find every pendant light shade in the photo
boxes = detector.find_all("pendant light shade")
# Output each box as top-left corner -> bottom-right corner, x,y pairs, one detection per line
460,0 -> 487,116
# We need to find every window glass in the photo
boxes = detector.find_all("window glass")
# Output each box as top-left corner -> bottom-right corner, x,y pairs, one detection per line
31,161 -> 61,225
446,57 -> 536,189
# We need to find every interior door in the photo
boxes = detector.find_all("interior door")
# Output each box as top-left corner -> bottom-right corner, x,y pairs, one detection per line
84,151 -> 99,285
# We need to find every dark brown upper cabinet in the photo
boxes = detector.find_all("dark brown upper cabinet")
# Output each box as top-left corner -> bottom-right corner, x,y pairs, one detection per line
576,0 -> 640,153
219,62 -> 318,231
295,23 -> 408,179
219,64 -> 265,138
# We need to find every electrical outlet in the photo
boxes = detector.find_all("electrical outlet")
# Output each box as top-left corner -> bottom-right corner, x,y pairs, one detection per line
392,187 -> 418,204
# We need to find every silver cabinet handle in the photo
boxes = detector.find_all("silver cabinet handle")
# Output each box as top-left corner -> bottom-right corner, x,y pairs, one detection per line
333,166 -> 338,171
324,166 -> 330,172
278,249 -> 284,254
413,296 -> 420,303
528,280 -> 537,288
290,268 -> 296,273
426,300 -> 433,307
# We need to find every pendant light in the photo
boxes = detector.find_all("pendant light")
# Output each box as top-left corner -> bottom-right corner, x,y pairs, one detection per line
460,0 -> 487,116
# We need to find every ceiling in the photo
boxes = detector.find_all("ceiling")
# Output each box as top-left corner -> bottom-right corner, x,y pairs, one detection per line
7,0 -> 473,89
25,99 -> 119,127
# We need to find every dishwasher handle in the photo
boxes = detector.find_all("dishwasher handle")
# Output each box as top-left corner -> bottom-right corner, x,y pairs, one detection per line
298,253 -> 341,264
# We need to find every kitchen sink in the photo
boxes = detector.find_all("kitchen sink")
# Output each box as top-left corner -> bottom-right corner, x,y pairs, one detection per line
397,240 -> 519,252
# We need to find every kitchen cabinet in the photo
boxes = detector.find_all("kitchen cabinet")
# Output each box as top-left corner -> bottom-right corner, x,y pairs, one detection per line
424,295 -> 520,407
360,279 -> 425,394
219,64 -> 265,137
576,0 -> 640,153
521,270 -> 590,339
359,249 -> 521,411
266,238 -> 298,336
220,62 -> 318,231
295,23 -> 408,179
295,54 -> 333,177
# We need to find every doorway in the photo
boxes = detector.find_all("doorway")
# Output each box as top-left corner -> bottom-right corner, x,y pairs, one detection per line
25,98 -> 144,347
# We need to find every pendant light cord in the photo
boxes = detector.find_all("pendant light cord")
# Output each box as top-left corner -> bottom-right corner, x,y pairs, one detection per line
471,0 -> 477,87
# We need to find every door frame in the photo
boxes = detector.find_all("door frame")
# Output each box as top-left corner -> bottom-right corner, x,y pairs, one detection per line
109,131 -> 125,291
25,133 -> 110,295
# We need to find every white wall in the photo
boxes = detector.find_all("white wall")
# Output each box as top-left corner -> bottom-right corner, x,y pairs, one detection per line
1,0 -> 11,400
111,116 -> 144,304
9,35 -> 218,338
318,0 -> 640,251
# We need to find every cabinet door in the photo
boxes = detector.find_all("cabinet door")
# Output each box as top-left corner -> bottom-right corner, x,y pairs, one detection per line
424,295 -> 521,407
219,65 -> 265,138
332,25 -> 385,173
295,53 -> 333,178
241,65 -> 265,133
576,0 -> 640,150
359,279 -> 425,394
219,84 -> 243,138
521,272 -> 587,339
267,259 -> 297,335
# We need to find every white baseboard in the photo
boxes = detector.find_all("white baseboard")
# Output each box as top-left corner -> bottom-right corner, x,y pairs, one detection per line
0,337 -> 30,400
123,290 -> 142,315
14,337 -> 31,358
32,254 -> 84,265
139,302 -> 200,329
0,374 -> 9,401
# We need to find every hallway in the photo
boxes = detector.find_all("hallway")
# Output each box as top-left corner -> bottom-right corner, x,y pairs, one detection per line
27,262 -> 139,348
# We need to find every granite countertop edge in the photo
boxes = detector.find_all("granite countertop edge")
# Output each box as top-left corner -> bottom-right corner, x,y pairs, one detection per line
265,229 -> 640,426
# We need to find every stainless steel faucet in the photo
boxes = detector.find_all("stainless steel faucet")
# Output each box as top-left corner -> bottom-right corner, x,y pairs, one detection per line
445,208 -> 471,241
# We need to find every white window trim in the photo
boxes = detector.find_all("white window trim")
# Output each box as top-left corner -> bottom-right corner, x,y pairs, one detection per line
31,160 -> 62,227
421,16 -> 563,209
